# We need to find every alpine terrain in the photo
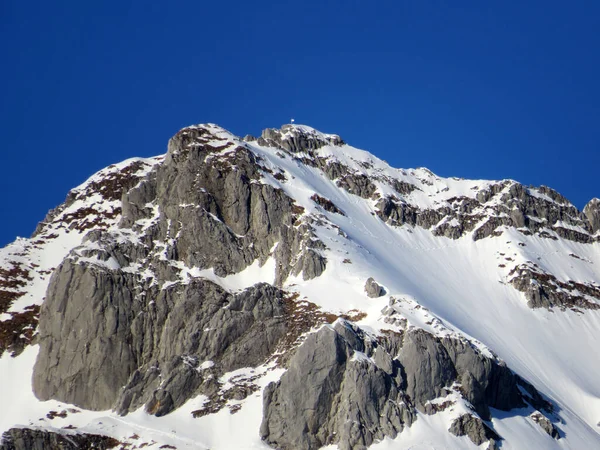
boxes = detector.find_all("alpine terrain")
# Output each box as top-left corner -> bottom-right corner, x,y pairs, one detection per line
1,123 -> 600,450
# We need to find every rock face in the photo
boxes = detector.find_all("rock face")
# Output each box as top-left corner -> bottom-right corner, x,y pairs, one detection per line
0,428 -> 119,450
32,124 -> 332,413
258,125 -> 344,152
584,198 -> 600,233
34,271 -> 290,413
122,124 -> 327,285
261,322 -> 414,450
261,322 -> 539,450
364,277 -> 385,298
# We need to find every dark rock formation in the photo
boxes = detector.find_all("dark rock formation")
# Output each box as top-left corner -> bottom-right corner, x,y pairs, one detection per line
374,178 -> 598,244
530,412 -> 560,439
510,263 -> 600,310
311,193 -> 345,215
258,125 -> 344,152
0,428 -> 119,450
448,414 -> 500,447
120,124 -> 328,285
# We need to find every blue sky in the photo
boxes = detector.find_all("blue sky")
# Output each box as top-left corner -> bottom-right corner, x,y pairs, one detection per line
2,1 -> 599,247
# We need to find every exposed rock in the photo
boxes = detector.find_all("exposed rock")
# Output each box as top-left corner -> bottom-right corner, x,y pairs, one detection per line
448,413 -> 501,446
423,400 -> 455,415
510,263 -> 600,310
584,198 -> 600,233
262,322 -> 539,450
386,178 -> 419,196
20,122 -> 576,449
33,268 -> 290,414
375,196 -> 418,227
375,177 -> 595,244
530,412 -> 560,439
294,248 -> 327,281
120,125 -> 327,285
311,194 -> 345,215
0,305 -> 39,358
0,428 -> 119,450
261,322 -> 413,450
260,125 -> 344,153
364,277 -> 385,298
337,173 -> 379,200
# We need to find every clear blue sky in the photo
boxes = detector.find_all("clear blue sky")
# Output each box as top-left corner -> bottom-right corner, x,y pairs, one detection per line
2,1 -> 599,247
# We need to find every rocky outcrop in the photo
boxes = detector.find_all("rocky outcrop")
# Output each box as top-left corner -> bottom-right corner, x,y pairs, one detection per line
33,263 -> 291,414
252,125 -> 597,245
337,173 -> 379,200
375,196 -> 418,228
258,125 -> 344,153
364,277 -> 385,298
448,414 -> 500,447
120,125 -> 327,285
375,179 -> 597,243
261,321 -> 541,450
261,322 -> 414,450
509,263 -> 600,310
311,193 -> 345,215
0,428 -> 119,450
398,329 -> 525,420
530,412 -> 560,439
584,198 -> 600,233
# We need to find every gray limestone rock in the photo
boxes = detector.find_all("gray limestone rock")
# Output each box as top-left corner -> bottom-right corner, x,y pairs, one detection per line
33,258 -> 139,410
364,277 -> 385,298
33,257 -> 290,414
375,196 -> 418,227
261,322 -> 535,450
397,329 -> 457,409
448,413 -> 501,446
26,123 -> 564,450
260,125 -> 344,153
530,412 -> 560,439
584,198 -> 600,233
510,264 -> 600,311
337,173 -> 378,200
261,322 -> 412,450
119,125 -> 327,284
375,176 -> 594,244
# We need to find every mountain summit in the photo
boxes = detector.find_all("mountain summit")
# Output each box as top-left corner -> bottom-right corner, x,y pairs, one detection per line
1,123 -> 599,449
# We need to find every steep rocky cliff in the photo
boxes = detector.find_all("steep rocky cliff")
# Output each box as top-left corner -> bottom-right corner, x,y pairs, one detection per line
1,123 -> 599,449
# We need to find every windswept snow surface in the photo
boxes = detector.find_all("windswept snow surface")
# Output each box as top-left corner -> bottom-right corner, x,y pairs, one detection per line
1,124 -> 599,449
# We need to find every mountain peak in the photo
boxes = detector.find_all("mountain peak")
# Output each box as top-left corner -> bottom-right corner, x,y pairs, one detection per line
1,121 -> 600,449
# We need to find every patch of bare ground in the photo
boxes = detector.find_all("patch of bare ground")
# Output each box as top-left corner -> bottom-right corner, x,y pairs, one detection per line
0,304 -> 41,357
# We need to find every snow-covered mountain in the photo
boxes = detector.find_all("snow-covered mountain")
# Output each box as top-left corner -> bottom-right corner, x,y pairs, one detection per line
1,123 -> 599,450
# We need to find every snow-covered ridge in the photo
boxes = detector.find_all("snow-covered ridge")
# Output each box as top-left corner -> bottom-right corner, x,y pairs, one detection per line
0,123 -> 599,449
